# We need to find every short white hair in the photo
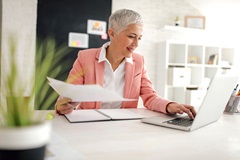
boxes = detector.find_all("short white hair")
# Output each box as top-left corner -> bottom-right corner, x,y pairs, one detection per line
109,9 -> 143,34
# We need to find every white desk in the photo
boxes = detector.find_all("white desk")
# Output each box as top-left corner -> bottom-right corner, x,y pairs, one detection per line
43,109 -> 240,160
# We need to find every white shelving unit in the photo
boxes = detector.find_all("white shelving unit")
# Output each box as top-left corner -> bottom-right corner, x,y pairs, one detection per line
156,40 -> 235,106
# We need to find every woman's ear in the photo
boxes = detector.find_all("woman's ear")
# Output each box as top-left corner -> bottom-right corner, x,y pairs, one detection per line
108,28 -> 115,38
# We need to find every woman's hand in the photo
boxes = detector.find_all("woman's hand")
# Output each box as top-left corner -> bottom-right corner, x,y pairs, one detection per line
166,102 -> 196,119
55,98 -> 79,115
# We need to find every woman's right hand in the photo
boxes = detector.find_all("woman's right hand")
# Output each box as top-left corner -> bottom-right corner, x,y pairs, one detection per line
55,97 -> 78,115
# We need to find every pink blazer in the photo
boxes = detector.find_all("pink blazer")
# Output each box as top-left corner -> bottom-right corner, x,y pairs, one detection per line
66,48 -> 171,114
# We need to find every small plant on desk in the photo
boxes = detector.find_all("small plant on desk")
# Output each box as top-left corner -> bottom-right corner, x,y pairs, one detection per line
0,35 -> 70,160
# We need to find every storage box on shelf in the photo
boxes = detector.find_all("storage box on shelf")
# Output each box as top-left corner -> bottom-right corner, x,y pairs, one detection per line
168,67 -> 191,86
156,40 -> 235,106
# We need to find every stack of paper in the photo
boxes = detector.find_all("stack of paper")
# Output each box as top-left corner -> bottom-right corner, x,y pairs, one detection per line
47,77 -> 137,102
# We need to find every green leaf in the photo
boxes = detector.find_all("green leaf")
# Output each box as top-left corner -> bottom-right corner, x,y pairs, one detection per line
0,35 -> 72,127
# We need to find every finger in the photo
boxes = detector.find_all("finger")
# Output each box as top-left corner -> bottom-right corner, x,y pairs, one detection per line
56,98 -> 73,114
175,108 -> 183,114
66,102 -> 79,109
58,98 -> 72,106
189,107 -> 197,117
71,102 -> 80,106
56,103 -> 70,113
56,98 -> 72,109
179,105 -> 194,119
59,106 -> 74,114
184,105 -> 197,117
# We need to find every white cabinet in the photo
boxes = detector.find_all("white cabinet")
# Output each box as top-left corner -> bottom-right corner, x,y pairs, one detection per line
168,67 -> 191,86
156,40 -> 235,106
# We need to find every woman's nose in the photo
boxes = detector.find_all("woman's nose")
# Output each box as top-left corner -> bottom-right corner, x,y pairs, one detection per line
133,38 -> 138,46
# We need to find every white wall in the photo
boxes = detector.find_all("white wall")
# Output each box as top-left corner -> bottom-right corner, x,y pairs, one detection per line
1,0 -> 37,79
0,0 -> 239,106
0,0 -> 37,103
112,0 -> 203,86
112,0 -> 240,106
112,0 -> 240,87
187,0 -> 240,70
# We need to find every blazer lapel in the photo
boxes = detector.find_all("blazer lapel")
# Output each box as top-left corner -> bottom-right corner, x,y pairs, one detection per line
94,50 -> 104,108
95,50 -> 104,86
122,61 -> 135,108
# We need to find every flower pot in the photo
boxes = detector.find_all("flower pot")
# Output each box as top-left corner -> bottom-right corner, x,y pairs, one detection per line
175,21 -> 180,26
0,121 -> 51,160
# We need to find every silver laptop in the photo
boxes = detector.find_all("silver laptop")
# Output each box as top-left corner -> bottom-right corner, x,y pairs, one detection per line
142,74 -> 239,132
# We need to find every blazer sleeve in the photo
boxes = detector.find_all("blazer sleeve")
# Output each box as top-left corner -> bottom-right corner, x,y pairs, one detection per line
139,56 -> 172,114
66,50 -> 85,84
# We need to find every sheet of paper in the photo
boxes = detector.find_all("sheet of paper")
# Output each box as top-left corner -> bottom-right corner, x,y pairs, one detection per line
64,109 -> 144,123
64,110 -> 111,123
97,109 -> 144,120
47,77 -> 137,102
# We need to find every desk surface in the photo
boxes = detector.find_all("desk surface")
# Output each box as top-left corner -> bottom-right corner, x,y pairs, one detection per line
43,109 -> 240,160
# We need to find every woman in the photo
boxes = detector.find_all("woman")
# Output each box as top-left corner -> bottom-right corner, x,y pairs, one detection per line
55,9 -> 196,119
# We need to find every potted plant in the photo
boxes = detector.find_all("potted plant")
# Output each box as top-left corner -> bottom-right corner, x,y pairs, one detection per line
0,36 -> 69,160
175,16 -> 180,26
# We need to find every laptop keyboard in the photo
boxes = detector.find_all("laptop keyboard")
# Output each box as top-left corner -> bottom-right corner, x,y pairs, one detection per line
164,116 -> 193,127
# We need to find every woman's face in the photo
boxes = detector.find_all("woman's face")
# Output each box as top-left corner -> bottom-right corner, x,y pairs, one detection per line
110,24 -> 143,58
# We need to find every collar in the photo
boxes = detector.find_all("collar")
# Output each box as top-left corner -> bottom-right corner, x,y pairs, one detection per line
98,42 -> 133,65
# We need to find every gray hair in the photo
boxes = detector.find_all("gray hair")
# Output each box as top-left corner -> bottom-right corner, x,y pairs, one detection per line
108,9 -> 143,34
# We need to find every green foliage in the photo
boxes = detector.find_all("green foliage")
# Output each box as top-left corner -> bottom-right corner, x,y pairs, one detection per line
0,36 -> 71,127
35,38 -> 71,110
175,16 -> 179,21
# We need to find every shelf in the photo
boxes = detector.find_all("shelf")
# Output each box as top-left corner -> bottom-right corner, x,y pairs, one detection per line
167,85 -> 199,89
167,86 -> 185,88
221,66 -> 232,69
186,64 -> 203,67
157,40 -> 235,106
203,64 -> 219,68
164,25 -> 206,33
168,63 -> 185,67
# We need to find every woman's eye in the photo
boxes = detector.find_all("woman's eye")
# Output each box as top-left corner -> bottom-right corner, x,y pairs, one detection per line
128,36 -> 135,38
128,35 -> 142,40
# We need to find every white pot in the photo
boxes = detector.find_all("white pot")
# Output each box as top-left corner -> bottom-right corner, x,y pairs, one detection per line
0,121 -> 52,160
175,21 -> 180,26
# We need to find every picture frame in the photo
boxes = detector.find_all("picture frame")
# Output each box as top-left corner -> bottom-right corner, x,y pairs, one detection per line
185,16 -> 205,29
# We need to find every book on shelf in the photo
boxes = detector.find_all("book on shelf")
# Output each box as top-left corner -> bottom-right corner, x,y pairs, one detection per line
208,54 -> 218,65
188,56 -> 198,64
64,109 -> 145,123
